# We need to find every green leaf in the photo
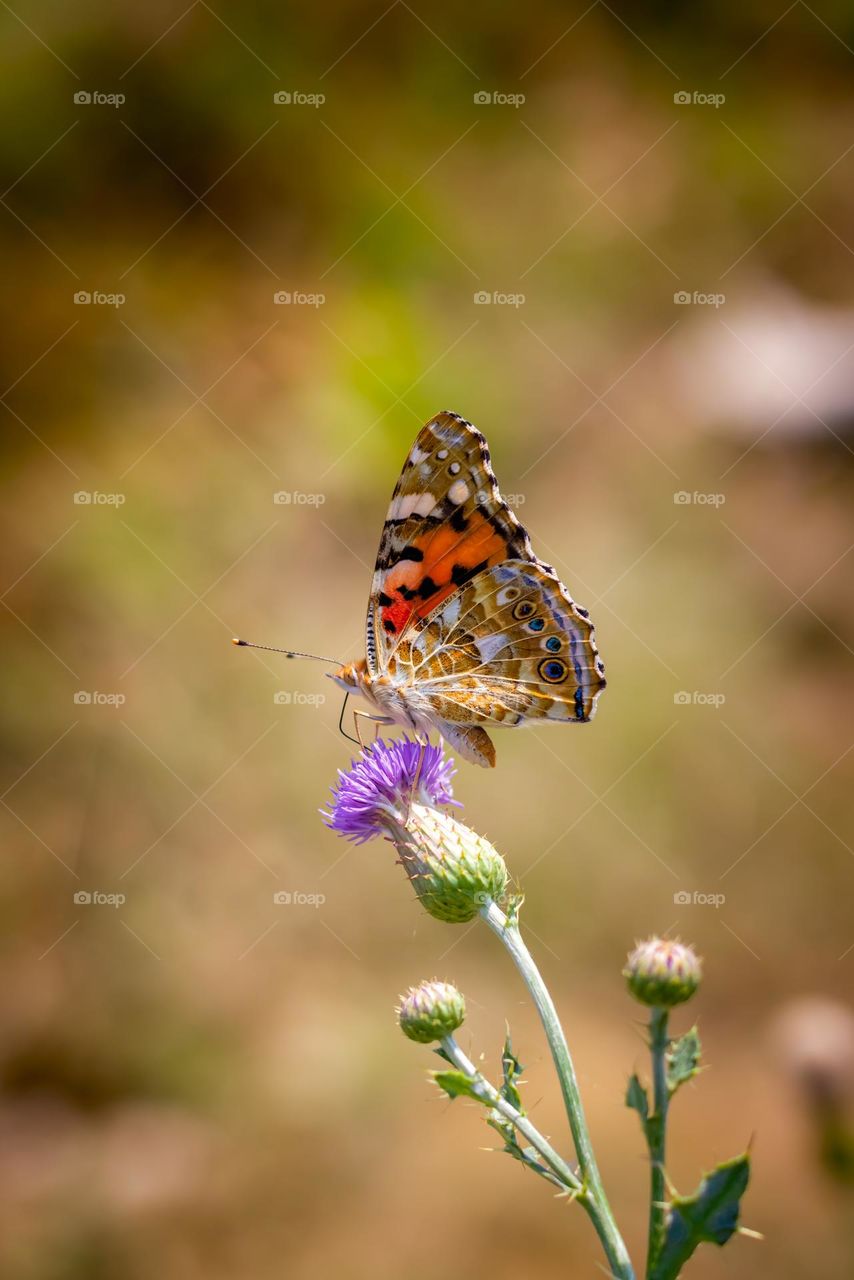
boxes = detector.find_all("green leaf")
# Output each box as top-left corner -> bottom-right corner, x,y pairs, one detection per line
626,1073 -> 650,1125
667,1027 -> 702,1095
432,1070 -> 485,1103
500,1031 -> 524,1113
649,1153 -> 752,1280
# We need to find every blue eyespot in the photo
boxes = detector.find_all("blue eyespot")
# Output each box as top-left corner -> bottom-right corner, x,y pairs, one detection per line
545,636 -> 561,652
539,658 -> 567,683
528,617 -> 545,632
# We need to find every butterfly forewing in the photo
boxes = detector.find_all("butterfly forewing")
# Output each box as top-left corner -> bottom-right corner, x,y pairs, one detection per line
366,410 -> 534,675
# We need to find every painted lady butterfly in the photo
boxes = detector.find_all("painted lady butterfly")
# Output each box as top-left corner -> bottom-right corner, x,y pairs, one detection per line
328,410 -> 606,767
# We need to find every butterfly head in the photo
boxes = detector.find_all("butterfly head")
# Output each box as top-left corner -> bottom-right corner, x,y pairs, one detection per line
329,658 -> 370,694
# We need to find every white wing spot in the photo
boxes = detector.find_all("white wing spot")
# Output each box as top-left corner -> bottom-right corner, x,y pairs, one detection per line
448,479 -> 470,506
390,492 -> 437,519
449,461 -> 461,475
437,448 -> 449,460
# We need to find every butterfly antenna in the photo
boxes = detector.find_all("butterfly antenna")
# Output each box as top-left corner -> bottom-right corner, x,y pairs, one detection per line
231,638 -> 342,665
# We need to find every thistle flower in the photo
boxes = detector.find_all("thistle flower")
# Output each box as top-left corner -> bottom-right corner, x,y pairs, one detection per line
398,979 -> 466,1043
324,736 -> 509,923
323,737 -> 456,844
624,937 -> 702,1008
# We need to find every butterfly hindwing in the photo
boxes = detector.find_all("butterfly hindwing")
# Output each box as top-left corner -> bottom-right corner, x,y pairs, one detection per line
395,560 -> 606,727
366,411 -> 534,676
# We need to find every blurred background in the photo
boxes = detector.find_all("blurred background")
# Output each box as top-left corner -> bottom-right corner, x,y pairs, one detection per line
2,2 -> 854,1277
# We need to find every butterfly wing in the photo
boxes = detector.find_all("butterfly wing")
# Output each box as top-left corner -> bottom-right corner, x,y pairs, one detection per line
403,560 -> 606,724
366,411 -> 535,677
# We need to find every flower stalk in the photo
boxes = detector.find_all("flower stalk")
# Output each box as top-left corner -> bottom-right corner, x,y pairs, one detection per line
647,1006 -> 671,1276
481,899 -> 634,1280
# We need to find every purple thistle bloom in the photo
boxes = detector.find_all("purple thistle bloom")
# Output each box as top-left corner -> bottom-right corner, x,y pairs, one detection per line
323,736 -> 457,844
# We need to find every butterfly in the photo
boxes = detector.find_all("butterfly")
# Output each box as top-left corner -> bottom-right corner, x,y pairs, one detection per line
325,410 -> 606,767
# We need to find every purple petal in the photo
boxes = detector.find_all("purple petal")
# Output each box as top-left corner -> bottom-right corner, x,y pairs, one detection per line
322,736 -> 457,843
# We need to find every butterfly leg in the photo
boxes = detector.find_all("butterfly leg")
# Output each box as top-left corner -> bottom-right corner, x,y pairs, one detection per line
353,709 -> 393,752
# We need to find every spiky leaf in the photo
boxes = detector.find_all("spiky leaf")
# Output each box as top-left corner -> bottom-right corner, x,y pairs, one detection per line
667,1027 -> 702,1095
649,1153 -> 751,1280
626,1073 -> 650,1125
500,1032 -> 524,1113
433,1070 -> 484,1103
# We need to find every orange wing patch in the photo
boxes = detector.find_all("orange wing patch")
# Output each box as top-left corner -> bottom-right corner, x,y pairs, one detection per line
379,509 -> 510,637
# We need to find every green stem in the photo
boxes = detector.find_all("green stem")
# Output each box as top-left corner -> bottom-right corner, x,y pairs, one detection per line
440,1035 -> 582,1195
481,900 -> 634,1280
646,1006 -> 670,1277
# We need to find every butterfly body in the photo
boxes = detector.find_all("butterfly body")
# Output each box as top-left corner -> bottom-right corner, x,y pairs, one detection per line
331,411 -> 606,768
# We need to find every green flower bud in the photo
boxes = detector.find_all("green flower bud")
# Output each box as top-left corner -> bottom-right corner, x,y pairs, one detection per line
388,802 -> 509,924
398,979 -> 466,1044
624,937 -> 702,1008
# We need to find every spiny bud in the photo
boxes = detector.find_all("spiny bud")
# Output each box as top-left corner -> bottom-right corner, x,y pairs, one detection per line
389,802 -> 509,924
624,937 -> 702,1008
398,979 -> 465,1043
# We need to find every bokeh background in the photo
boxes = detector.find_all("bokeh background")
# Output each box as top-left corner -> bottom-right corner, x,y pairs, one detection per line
3,3 -> 854,1277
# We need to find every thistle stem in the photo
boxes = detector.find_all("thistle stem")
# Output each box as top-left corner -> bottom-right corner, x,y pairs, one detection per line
480,900 -> 634,1280
440,1035 -> 582,1194
646,1006 -> 670,1276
